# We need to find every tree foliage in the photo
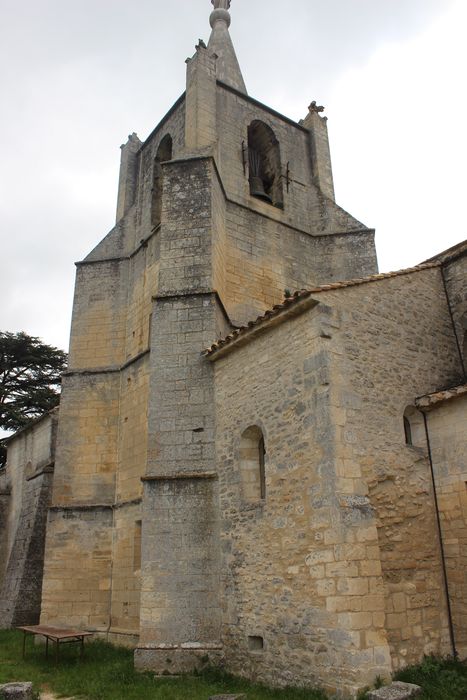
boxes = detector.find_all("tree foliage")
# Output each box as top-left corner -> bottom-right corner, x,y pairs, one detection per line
0,331 -> 67,467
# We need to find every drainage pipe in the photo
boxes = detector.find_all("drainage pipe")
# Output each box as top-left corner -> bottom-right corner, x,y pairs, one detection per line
422,410 -> 458,659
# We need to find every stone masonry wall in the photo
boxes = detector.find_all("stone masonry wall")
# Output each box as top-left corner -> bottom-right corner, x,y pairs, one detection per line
313,267 -> 463,670
117,357 -> 150,504
424,395 -> 467,657
0,472 -> 53,627
41,506 -> 113,631
0,412 -> 56,628
136,100 -> 186,241
212,304 -> 391,696
69,260 -> 129,370
223,200 -> 377,324
50,373 -> 120,506
443,253 -> 467,376
136,475 -> 222,673
108,501 -> 142,644
40,372 -> 120,632
0,470 -> 10,592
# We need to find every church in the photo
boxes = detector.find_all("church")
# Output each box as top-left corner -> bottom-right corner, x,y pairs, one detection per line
1,1 -> 466,696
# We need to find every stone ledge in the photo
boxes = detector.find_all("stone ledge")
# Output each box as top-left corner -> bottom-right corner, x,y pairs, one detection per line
367,681 -> 422,700
208,695 -> 246,700
141,471 -> 218,482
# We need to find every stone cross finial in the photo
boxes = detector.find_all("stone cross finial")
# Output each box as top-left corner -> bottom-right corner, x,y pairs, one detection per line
309,101 -> 325,114
212,0 -> 231,9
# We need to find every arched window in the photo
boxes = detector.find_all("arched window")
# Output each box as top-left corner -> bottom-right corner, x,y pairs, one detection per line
403,415 -> 412,446
151,134 -> 173,229
403,406 -> 425,448
239,426 -> 266,502
247,121 -> 283,209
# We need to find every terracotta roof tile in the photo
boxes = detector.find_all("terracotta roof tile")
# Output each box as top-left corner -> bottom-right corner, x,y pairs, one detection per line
416,383 -> 467,409
204,262 -> 440,358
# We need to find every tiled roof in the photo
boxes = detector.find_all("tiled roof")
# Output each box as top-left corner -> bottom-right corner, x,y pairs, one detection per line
204,262 -> 440,358
423,238 -> 467,264
416,383 -> 467,409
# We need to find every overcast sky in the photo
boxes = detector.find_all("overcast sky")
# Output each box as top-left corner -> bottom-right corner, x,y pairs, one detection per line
0,0 -> 466,354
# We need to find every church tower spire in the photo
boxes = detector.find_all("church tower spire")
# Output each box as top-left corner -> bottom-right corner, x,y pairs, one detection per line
208,0 -> 247,94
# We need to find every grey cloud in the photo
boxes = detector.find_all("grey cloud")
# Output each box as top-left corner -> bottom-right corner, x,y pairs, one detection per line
0,0 -> 462,351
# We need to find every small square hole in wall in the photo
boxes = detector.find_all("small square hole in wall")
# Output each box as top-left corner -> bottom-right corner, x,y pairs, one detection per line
248,635 -> 264,651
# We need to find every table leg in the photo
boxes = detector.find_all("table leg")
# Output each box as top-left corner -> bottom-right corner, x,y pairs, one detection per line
22,632 -> 26,660
80,636 -> 84,659
46,636 -> 49,659
55,639 -> 59,664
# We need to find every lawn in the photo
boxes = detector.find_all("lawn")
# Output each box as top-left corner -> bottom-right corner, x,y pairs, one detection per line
394,654 -> 467,700
0,630 -> 326,700
1,630 -> 466,700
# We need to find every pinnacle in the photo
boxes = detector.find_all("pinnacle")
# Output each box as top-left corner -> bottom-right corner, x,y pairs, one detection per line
207,0 -> 247,94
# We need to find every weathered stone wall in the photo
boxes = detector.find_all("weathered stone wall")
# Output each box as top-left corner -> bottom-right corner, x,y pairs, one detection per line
41,506 -> 113,631
0,470 -> 10,591
136,98 -> 186,241
50,373 -> 120,506
40,372 -> 119,632
69,260 -> 129,370
209,264 -> 464,691
117,357 -> 150,503
109,501 -> 142,644
0,411 -> 57,628
135,475 -> 221,673
443,252 -> 467,375
424,395 -> 467,657
211,305 -> 391,696
312,267 -> 463,670
223,200 -> 377,324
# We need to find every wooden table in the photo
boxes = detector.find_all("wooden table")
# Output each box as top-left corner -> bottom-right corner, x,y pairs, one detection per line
17,625 -> 94,663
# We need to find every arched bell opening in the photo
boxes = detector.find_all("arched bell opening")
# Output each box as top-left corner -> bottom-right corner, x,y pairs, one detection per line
247,120 -> 283,209
151,134 -> 173,229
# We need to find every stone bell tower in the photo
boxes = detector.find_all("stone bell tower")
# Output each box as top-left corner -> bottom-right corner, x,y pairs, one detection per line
39,0 -> 378,679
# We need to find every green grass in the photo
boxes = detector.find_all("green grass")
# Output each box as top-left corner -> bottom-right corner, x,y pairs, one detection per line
2,631 -> 466,700
394,655 -> 467,700
0,630 -> 326,700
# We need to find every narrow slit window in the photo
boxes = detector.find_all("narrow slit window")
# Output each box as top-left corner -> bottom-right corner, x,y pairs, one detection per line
240,426 -> 266,502
403,415 -> 412,446
133,520 -> 142,572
